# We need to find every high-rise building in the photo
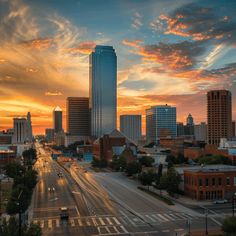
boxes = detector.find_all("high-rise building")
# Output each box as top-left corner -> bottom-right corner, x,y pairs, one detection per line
194,122 -> 207,142
146,105 -> 176,143
27,112 -> 33,141
207,90 -> 232,145
66,97 -> 90,136
45,128 -> 54,142
177,122 -> 184,136
53,106 -> 63,134
232,121 -> 236,138
186,114 -> 194,126
12,118 -> 28,144
12,112 -> 33,144
89,45 -> 117,138
120,115 -> 142,143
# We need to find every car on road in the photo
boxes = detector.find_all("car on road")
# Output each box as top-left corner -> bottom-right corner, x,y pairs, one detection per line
57,172 -> 63,177
48,187 -> 55,192
213,199 -> 228,204
60,207 -> 69,220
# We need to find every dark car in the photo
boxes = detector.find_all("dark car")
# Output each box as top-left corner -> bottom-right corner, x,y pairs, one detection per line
60,207 -> 69,220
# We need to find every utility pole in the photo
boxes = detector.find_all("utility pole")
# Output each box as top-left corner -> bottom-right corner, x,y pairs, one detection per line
205,208 -> 208,235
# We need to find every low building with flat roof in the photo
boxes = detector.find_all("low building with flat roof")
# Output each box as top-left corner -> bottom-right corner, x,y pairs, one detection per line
179,165 -> 236,201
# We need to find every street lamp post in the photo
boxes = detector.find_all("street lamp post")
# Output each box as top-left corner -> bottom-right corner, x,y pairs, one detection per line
205,208 -> 208,235
187,218 -> 191,236
232,193 -> 236,217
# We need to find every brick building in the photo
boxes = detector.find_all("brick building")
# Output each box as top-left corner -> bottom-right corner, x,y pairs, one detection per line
92,129 -> 137,162
183,165 -> 236,200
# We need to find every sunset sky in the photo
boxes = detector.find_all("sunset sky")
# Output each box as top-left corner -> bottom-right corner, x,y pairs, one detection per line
0,0 -> 236,134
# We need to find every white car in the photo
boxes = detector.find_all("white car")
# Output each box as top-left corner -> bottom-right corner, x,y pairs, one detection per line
213,199 -> 228,204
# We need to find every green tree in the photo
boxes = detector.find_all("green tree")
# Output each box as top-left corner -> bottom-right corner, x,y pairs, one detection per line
0,217 -> 42,236
222,216 -> 236,235
4,163 -> 25,179
139,156 -> 154,167
197,155 -> 232,165
159,167 -> 182,196
155,163 -> 163,186
91,157 -> 108,168
139,171 -> 155,190
110,154 -> 127,171
126,162 -> 142,176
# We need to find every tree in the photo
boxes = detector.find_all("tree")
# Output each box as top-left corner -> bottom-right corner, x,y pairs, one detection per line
4,163 -> 25,179
139,171 -> 155,190
126,162 -> 142,176
159,167 -> 182,196
197,155 -> 232,165
139,156 -> 154,167
22,148 -> 37,166
0,217 -> 42,236
110,154 -> 127,171
155,164 -> 163,186
222,216 -> 236,235
91,157 -> 108,168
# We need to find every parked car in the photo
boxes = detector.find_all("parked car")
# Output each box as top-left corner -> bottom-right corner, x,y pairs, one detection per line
213,199 -> 228,204
60,207 -> 69,220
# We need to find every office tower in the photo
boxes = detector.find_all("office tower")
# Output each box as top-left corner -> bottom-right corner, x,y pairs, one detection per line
186,114 -> 194,126
45,128 -> 54,142
12,118 -> 28,144
120,115 -> 142,143
53,106 -> 63,134
194,122 -> 207,142
89,45 -> 117,138
207,90 -> 232,145
27,112 -> 33,141
146,105 -> 176,143
232,121 -> 236,138
66,97 -> 90,136
177,122 -> 184,136
184,114 -> 194,136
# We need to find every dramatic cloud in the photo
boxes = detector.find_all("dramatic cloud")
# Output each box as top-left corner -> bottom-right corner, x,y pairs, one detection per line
122,39 -> 143,48
131,11 -> 143,30
152,3 -> 236,45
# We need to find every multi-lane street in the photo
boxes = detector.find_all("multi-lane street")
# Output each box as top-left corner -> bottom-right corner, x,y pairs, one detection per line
31,144 -> 222,236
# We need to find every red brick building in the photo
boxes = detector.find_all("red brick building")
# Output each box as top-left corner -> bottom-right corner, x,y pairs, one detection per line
92,129 -> 137,162
184,165 -> 236,200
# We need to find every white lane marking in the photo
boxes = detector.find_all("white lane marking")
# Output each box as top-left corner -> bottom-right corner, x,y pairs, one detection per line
173,213 -> 187,220
70,219 -> 75,227
106,217 -> 113,225
210,217 -> 222,226
112,217 -> 121,225
120,226 -> 129,233
75,206 -> 80,217
162,229 -> 170,233
92,217 -> 97,226
86,219 -> 91,226
40,220 -> 44,228
163,214 -> 175,220
56,219 -> 60,227
151,214 -> 162,221
48,219 -> 52,228
78,219 -> 83,226
99,217 -> 106,225
105,226 -> 111,233
175,228 -> 184,232
156,214 -> 169,222
145,214 -> 156,222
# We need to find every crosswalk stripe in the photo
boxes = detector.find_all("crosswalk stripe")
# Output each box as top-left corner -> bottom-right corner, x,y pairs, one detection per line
78,219 -> 83,226
40,220 -> 44,228
145,215 -> 156,222
173,213 -> 187,220
112,217 -> 121,225
182,213 -> 194,219
106,217 -> 113,225
156,214 -> 169,222
48,219 -> 52,228
86,219 -> 91,226
70,219 -> 75,227
151,214 -> 161,221
99,218 -> 106,225
163,214 -> 175,220
120,226 -> 128,233
92,218 -> 97,226
56,219 -> 60,227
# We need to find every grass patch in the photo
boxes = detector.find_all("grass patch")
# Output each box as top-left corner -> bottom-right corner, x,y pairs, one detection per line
138,186 -> 174,205
0,181 -> 13,213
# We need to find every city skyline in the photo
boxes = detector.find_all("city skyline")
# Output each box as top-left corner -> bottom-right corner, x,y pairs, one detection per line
0,0 -> 236,134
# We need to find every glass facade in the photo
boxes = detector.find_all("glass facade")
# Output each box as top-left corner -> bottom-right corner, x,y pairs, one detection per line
146,105 -> 177,143
89,45 -> 117,137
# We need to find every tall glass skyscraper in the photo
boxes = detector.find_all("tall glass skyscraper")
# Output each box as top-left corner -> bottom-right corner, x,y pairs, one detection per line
146,105 -> 177,143
89,45 -> 117,138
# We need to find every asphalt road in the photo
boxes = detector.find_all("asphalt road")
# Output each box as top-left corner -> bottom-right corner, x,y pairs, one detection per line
32,144 -> 222,236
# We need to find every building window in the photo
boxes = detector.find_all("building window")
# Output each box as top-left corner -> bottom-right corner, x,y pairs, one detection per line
218,178 -> 222,186
226,177 -> 230,186
199,179 -> 202,187
212,178 -> 215,186
205,178 -> 209,186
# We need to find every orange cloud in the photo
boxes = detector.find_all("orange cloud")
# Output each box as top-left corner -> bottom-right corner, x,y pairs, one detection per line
122,39 -> 143,48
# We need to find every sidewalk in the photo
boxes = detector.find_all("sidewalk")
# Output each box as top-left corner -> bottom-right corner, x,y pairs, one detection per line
189,229 -> 222,236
